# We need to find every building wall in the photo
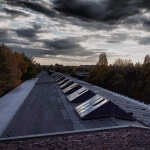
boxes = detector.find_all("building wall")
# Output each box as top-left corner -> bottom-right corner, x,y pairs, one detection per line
0,126 -> 150,150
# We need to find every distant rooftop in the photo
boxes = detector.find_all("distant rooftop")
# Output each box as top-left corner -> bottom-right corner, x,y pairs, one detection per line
0,71 -> 150,138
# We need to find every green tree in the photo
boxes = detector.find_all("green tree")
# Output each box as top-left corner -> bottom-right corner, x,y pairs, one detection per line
107,74 -> 127,94
21,55 -> 40,81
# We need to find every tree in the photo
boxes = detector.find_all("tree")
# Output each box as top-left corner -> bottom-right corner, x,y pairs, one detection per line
0,44 -> 41,97
113,58 -> 133,67
0,44 -> 21,97
135,61 -> 142,67
107,73 -> 127,94
21,55 -> 41,81
144,54 -> 150,64
97,52 -> 108,66
14,52 -> 28,76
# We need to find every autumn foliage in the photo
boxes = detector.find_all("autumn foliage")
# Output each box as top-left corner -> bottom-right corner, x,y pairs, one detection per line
0,44 -> 40,97
87,63 -> 150,104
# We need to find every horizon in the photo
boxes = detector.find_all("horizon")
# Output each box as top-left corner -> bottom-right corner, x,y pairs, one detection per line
0,0 -> 150,65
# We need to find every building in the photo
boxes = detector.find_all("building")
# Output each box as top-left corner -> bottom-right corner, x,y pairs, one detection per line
0,71 -> 150,149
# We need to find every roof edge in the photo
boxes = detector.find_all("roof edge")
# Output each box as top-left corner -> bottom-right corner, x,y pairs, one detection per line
0,125 -> 150,142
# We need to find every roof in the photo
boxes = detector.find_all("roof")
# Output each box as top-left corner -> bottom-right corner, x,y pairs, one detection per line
0,71 -> 149,138
0,78 -> 38,136
65,73 -> 150,126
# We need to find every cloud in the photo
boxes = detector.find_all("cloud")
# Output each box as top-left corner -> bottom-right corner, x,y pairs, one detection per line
2,0 -> 149,32
14,23 -> 44,40
138,36 -> 150,45
52,0 -> 150,34
53,0 -> 141,24
1,0 -> 150,65
22,1 -> 56,17
16,28 -> 37,39
1,0 -> 150,25
43,37 -> 95,56
0,28 -> 32,46
1,8 -> 30,18
0,0 -> 57,17
138,0 -> 150,9
7,37 -> 95,60
0,29 -> 7,37
107,33 -> 129,43
54,0 -> 106,21
10,46 -> 49,58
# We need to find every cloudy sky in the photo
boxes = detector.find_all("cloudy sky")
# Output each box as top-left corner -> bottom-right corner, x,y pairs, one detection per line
0,0 -> 150,65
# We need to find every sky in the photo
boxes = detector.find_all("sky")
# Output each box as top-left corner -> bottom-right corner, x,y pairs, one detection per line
0,0 -> 150,65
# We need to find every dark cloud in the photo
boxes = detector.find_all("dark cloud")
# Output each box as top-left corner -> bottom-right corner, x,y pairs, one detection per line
33,23 -> 42,30
71,19 -> 117,31
1,0 -> 149,32
15,23 -> 44,40
0,29 -> 31,45
1,0 -> 150,25
107,33 -> 128,43
140,17 -> 150,31
22,1 -> 56,17
1,8 -> 30,18
52,0 -> 150,33
10,46 -> 49,58
139,0 -> 150,9
0,29 -> 7,37
103,1 -> 139,23
43,38 -> 94,56
1,0 -> 150,65
54,0 -> 141,24
7,37 -> 95,59
54,0 -> 106,21
0,0 -> 21,5
0,22 -> 45,47
8,43 -> 130,64
16,28 -> 37,39
0,0 -> 57,17
138,37 -> 150,45
0,39 -> 30,45
0,29 -> 31,46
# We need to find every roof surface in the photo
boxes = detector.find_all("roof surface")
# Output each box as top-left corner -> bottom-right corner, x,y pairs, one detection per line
0,71 -> 149,138
0,78 -> 38,136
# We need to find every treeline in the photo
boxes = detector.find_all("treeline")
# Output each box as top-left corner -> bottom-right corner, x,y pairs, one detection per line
49,64 -> 78,77
0,44 -> 41,97
87,64 -> 150,104
49,60 -> 150,104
